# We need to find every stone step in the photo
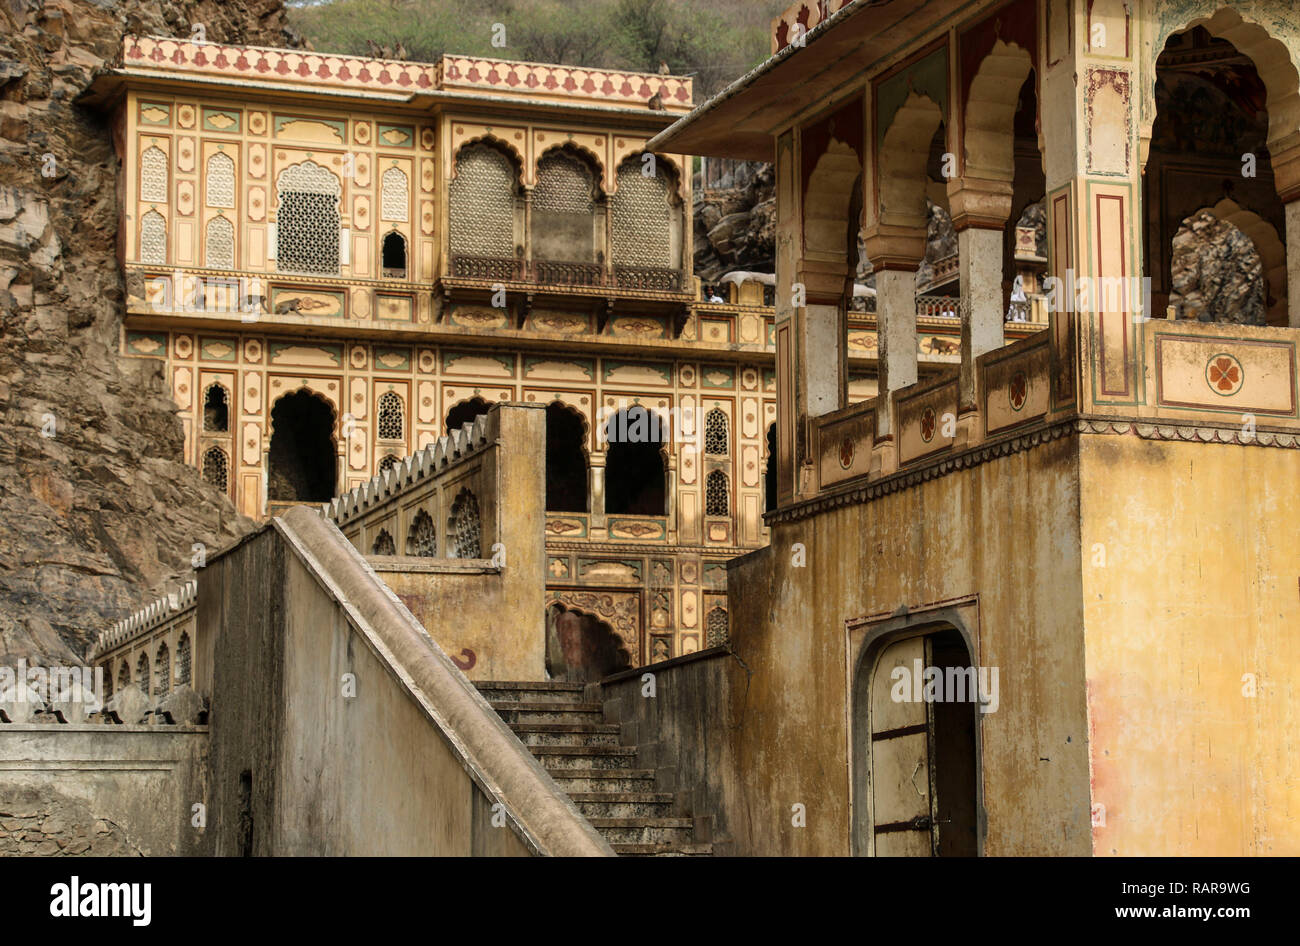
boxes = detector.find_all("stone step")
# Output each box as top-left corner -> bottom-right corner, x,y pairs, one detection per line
612,842 -> 715,856
587,817 -> 696,845
490,700 -> 605,724
568,792 -> 675,819
475,681 -> 587,703
510,722 -> 622,747
530,745 -> 637,770
547,769 -> 658,793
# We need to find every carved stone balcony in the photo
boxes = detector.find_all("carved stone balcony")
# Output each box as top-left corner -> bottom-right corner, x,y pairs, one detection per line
533,259 -> 604,288
450,254 -> 525,281
614,266 -> 682,292
448,255 -> 685,294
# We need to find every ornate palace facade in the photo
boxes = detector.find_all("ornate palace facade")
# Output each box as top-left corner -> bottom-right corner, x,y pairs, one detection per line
91,35 -> 1042,664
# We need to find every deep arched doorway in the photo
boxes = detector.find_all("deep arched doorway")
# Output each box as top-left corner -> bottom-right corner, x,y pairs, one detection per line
445,396 -> 492,434
268,390 -> 336,502
546,402 -> 588,512
545,604 -> 631,683
853,616 -> 981,857
603,406 -> 666,516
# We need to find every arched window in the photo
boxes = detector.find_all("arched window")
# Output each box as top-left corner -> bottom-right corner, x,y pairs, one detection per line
176,633 -> 192,686
603,406 -> 666,516
154,643 -> 171,697
140,146 -> 168,203
448,488 -> 482,559
202,446 -> 229,492
449,143 -> 517,259
118,660 -> 130,695
406,508 -> 437,557
612,157 -> 673,269
546,403 -> 588,512
532,150 -> 598,262
371,529 -> 396,555
205,215 -> 235,269
136,653 -> 150,696
381,230 -> 407,277
380,166 -> 409,221
704,407 -> 729,455
140,210 -> 167,264
377,391 -> 404,440
705,606 -> 729,648
203,383 -> 230,432
101,663 -> 114,700
276,160 -> 341,275
445,396 -> 491,434
705,469 -> 729,517
377,453 -> 400,476
205,151 -> 235,208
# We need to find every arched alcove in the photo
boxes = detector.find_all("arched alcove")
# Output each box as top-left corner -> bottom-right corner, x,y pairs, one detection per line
268,389 -> 336,502
445,396 -> 492,434
545,603 -> 632,683
545,402 -> 588,513
603,406 -> 666,516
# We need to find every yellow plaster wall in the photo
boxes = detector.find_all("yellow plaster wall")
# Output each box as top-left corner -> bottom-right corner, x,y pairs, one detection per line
726,433 -> 1091,855
1080,434 -> 1300,855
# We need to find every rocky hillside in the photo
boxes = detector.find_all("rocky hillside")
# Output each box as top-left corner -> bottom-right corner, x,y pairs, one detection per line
0,0 -> 296,664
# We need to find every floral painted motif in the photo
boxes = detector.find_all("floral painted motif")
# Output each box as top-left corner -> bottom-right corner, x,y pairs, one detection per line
1205,353 -> 1244,396
920,406 -> 937,442
1009,371 -> 1028,411
839,437 -> 854,469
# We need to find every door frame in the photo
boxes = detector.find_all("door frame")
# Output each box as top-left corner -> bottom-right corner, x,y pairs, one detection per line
848,604 -> 986,856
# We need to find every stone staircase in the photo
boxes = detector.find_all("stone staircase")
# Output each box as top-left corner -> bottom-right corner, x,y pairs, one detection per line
477,680 -> 713,856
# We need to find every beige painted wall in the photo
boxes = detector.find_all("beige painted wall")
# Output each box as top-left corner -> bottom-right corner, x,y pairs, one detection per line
1079,435 -> 1300,855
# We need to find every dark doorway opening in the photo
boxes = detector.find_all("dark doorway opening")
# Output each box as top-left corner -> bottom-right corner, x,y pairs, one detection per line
445,396 -> 492,434
268,390 -> 335,502
603,406 -> 666,516
546,403 -> 588,512
545,604 -> 631,683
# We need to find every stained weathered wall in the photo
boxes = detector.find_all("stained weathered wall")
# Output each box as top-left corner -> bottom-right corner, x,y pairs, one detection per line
598,648 -> 746,854
200,509 -> 610,856
0,724 -> 208,855
1079,435 -> 1300,855
717,433 -> 1090,855
375,563 -> 545,681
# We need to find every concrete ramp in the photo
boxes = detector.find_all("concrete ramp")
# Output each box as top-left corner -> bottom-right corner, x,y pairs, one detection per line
199,506 -> 612,856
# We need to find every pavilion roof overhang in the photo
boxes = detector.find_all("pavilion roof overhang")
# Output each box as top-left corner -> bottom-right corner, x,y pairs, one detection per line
648,0 -> 971,161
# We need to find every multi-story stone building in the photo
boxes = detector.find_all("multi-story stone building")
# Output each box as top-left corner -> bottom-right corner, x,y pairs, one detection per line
88,35 -> 1041,667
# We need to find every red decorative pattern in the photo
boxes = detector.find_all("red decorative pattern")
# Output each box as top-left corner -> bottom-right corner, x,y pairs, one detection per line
121,37 -> 689,108
920,406 -> 937,442
772,0 -> 858,54
1009,371 -> 1029,411
1206,354 -> 1244,396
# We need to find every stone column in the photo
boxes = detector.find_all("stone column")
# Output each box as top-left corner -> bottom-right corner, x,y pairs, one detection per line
589,451 -> 606,536
874,267 -> 918,435
957,227 -> 1005,409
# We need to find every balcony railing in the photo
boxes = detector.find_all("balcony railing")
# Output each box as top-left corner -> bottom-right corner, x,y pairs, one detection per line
449,255 -> 682,292
450,254 -> 525,281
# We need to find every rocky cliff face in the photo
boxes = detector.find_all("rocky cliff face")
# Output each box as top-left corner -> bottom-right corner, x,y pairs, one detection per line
693,163 -> 776,284
0,0 -> 296,664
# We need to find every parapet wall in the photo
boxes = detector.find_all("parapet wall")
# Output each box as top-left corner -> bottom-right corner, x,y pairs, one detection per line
326,403 -> 548,681
200,505 -> 609,855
